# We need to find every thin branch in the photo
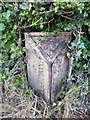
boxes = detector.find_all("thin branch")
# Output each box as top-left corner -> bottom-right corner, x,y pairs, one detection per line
5,74 -> 19,84
33,96 -> 37,118
18,18 -> 54,30
33,10 -> 74,17
61,10 -> 74,15
33,10 -> 55,17
18,18 -> 42,29
40,18 -> 54,24
61,14 -> 75,21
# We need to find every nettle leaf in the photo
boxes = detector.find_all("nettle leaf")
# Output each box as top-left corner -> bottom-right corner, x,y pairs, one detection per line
2,10 -> 10,19
0,23 -> 5,31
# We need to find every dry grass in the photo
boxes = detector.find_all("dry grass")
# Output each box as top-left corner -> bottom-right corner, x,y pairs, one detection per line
0,59 -> 89,118
0,77 -> 64,118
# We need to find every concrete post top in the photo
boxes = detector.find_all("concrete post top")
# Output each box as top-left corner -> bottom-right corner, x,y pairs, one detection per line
24,32 -> 71,37
25,32 -> 71,63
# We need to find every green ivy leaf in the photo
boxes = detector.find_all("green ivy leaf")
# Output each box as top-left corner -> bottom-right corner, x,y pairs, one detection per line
55,6 -> 59,13
2,10 -> 10,19
84,19 -> 90,29
16,49 -> 22,55
79,42 -> 85,49
11,52 -> 17,58
76,50 -> 82,57
71,42 -> 77,47
20,3 -> 28,10
83,54 -> 87,59
0,23 -> 5,31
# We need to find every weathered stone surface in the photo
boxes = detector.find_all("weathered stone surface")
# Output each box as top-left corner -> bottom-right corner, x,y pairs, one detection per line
25,32 -> 71,104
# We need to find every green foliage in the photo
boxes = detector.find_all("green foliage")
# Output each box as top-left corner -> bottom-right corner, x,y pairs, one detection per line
14,76 -> 24,88
58,91 -> 66,100
0,23 -> 5,31
0,2 -> 89,99
2,10 -> 10,20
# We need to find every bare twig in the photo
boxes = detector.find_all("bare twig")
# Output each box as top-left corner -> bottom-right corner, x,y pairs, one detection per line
33,10 -> 55,17
33,96 -> 37,118
76,27 -> 84,40
61,14 -> 75,21
10,61 -> 20,74
18,18 -> 54,29
43,104 -> 47,117
6,74 -> 19,83
18,18 -> 42,29
61,10 -> 74,15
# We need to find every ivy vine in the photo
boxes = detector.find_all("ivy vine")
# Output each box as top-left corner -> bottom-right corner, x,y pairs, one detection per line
0,2 -> 90,97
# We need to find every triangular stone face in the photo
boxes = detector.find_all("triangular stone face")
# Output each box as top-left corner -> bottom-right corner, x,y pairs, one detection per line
38,37 -> 67,60
25,32 -> 71,104
25,32 -> 70,63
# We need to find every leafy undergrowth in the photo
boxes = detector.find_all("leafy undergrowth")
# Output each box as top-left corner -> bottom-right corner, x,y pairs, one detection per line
0,65 -> 89,119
